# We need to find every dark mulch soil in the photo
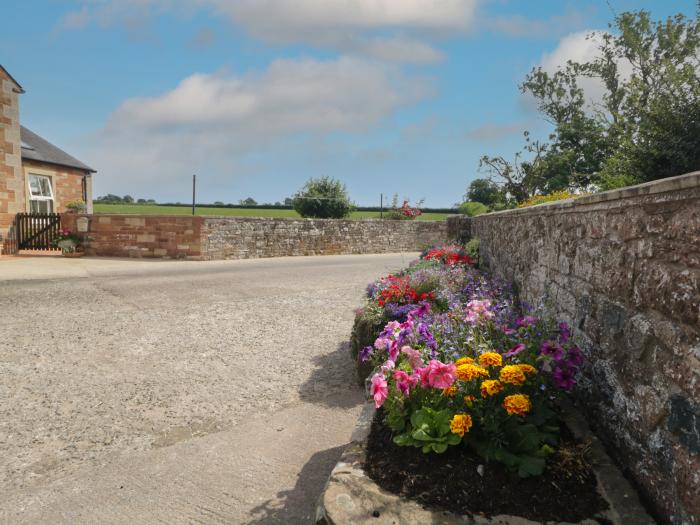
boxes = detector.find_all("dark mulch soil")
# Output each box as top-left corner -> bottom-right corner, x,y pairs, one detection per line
364,411 -> 610,523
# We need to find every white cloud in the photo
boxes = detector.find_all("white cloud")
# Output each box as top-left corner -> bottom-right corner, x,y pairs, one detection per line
533,30 -> 633,112
57,0 -> 475,63
483,9 -> 588,39
214,0 -> 477,41
84,56 -> 432,199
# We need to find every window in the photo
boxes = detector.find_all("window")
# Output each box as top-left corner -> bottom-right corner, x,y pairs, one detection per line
28,174 -> 54,213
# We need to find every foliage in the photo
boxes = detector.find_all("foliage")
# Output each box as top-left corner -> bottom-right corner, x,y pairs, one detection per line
517,191 -> 587,208
478,7 -> 700,200
52,229 -> 81,253
292,176 -> 352,219
384,194 -> 424,220
458,201 -> 489,217
465,179 -> 504,207
357,252 -> 585,476
239,197 -> 258,206
464,239 -> 480,267
65,200 -> 87,213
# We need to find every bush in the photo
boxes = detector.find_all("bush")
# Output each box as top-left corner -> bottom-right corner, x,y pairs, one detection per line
65,200 -> 87,213
292,177 -> 352,218
384,194 -> 424,220
517,190 -> 587,208
458,201 -> 489,217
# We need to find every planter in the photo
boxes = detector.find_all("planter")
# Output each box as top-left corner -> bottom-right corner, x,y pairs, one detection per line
316,401 -> 654,525
62,251 -> 85,258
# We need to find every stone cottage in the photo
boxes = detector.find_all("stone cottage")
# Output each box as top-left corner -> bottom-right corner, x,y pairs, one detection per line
0,64 -> 95,251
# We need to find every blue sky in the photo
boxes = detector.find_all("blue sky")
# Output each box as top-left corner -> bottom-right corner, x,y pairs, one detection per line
2,0 -> 697,206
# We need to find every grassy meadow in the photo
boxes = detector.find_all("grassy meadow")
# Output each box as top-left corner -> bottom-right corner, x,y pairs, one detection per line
93,203 -> 451,221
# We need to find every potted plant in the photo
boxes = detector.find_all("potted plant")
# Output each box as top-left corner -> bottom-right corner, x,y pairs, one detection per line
65,200 -> 87,213
53,229 -> 84,257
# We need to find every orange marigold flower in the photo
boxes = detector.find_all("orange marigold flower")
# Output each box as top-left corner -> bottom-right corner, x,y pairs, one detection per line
464,395 -> 476,406
456,363 -> 489,381
499,365 -> 526,385
517,364 -> 537,375
449,413 -> 473,437
502,394 -> 531,416
480,379 -> 504,397
443,385 -> 458,397
478,352 -> 503,367
455,357 -> 474,366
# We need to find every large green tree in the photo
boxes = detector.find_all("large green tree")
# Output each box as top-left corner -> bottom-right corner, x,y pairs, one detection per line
479,7 -> 700,201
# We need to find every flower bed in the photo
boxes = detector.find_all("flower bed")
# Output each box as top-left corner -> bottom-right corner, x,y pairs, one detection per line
340,246 -> 653,523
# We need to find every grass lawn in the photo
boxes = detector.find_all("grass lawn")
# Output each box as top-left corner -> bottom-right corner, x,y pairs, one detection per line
93,203 -> 451,221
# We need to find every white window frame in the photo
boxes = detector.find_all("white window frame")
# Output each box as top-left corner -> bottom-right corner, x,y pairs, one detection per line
27,174 -> 55,214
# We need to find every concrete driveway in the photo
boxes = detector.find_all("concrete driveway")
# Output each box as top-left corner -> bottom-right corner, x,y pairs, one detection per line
0,253 -> 415,524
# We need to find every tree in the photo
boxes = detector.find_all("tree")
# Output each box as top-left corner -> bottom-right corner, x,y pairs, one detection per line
283,197 -> 293,206
480,7 -> 700,197
292,176 -> 352,219
122,195 -> 134,203
239,197 -> 258,206
465,179 -> 503,207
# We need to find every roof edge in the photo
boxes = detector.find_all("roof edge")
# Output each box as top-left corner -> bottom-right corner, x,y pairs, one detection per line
22,156 -> 96,174
0,64 -> 25,94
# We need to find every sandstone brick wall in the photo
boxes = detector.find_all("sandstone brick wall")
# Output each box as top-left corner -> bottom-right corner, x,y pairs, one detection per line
64,214 -> 446,260
447,172 -> 700,525
202,217 -> 446,259
0,69 -> 24,241
62,214 -> 204,259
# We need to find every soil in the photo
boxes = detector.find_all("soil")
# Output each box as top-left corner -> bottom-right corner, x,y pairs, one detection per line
365,410 -> 610,523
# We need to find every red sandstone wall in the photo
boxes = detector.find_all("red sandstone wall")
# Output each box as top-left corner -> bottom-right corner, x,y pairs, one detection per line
62,214 -> 204,259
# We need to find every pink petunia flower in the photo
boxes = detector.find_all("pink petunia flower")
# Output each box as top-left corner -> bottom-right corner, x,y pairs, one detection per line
393,370 -> 419,396
420,360 -> 456,389
401,345 -> 424,369
370,373 -> 389,408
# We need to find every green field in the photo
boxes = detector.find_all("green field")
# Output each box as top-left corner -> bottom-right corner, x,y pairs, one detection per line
93,203 -> 450,221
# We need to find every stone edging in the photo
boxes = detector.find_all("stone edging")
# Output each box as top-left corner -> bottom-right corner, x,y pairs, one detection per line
316,402 -> 655,525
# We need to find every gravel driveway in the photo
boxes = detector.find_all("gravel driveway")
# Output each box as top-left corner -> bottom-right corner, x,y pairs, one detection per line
0,253 -> 415,524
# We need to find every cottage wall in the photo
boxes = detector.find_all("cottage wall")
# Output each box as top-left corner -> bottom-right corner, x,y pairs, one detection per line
0,68 -> 24,242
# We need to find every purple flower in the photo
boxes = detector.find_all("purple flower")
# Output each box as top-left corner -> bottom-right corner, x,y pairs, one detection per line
540,340 -> 564,361
552,366 -> 577,391
359,346 -> 373,362
365,282 -> 378,298
559,322 -> 571,343
516,315 -> 538,328
566,346 -> 584,367
504,343 -> 526,358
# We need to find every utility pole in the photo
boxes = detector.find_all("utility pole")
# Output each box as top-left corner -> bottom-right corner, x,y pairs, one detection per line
192,174 -> 196,216
380,193 -> 383,219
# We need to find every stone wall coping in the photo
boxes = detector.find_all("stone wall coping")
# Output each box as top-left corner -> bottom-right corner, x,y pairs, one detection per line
451,171 -> 700,220
80,213 -> 443,224
316,402 -> 655,525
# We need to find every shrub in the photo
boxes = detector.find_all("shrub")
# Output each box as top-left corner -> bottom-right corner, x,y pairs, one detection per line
458,201 -> 489,217
66,200 -> 87,213
292,176 -> 352,218
517,190 -> 587,208
384,194 -> 423,220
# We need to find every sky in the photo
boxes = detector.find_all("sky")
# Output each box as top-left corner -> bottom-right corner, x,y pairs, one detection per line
2,0 -> 697,207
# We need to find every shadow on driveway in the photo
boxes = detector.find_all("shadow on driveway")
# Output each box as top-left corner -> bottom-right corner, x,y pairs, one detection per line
244,444 -> 346,524
298,341 -> 365,409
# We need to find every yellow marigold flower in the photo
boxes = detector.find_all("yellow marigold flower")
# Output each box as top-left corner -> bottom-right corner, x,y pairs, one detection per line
449,413 -> 473,437
455,357 -> 474,366
480,379 -> 504,398
502,394 -> 531,416
456,363 -> 489,381
478,352 -> 503,367
464,395 -> 476,406
517,364 -> 537,375
443,385 -> 458,397
499,365 -> 526,385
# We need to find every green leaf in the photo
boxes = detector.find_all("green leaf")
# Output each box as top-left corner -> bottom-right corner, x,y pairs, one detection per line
517,455 -> 546,478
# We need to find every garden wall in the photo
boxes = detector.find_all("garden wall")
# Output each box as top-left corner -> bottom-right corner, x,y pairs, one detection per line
446,172 -> 700,525
62,214 -> 447,260
201,217 -> 446,259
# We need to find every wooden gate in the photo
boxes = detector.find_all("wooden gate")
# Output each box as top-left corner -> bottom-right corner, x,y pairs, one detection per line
15,213 -> 62,251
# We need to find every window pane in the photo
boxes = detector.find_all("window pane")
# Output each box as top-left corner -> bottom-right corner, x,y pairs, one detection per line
28,175 -> 52,197
29,176 -> 41,197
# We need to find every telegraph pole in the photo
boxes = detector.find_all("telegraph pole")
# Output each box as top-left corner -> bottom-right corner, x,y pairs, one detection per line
192,174 -> 196,216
